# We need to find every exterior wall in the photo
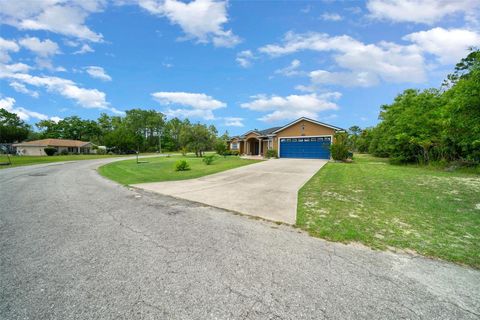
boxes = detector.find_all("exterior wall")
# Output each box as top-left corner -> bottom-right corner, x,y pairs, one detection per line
17,146 -> 46,156
262,140 -> 268,156
16,145 -> 93,156
272,120 -> 336,151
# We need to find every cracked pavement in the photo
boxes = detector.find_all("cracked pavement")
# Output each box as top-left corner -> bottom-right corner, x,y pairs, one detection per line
1,158 -> 479,319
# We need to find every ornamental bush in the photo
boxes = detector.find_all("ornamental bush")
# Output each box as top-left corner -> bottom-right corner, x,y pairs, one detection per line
174,160 -> 190,171
266,149 -> 278,158
203,154 -> 216,165
330,133 -> 350,161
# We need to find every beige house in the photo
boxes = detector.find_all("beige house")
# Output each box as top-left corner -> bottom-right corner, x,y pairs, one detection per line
229,117 -> 344,159
13,139 -> 95,156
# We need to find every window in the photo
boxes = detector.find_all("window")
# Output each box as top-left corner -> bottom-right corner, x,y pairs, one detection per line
231,142 -> 238,150
298,139 -> 303,142
304,138 -> 310,142
310,138 -> 316,141
292,139 -> 297,142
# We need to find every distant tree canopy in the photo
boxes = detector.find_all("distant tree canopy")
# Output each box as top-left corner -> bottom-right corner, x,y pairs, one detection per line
353,49 -> 480,164
0,109 -> 31,143
0,106 -> 224,155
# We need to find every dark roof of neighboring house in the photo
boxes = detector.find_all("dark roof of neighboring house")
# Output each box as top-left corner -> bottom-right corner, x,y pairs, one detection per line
13,139 -> 92,148
257,126 -> 282,135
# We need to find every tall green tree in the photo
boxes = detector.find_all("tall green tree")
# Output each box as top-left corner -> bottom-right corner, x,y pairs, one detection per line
366,49 -> 480,164
0,108 -> 31,143
180,122 -> 217,157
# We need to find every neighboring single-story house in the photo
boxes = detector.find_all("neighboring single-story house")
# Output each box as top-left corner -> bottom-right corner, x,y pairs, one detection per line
13,139 -> 95,156
229,117 -> 344,159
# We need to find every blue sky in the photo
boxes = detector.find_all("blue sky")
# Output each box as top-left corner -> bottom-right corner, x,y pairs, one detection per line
1,0 -> 479,135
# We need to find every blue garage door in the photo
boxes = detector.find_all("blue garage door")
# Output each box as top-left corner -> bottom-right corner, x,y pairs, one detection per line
279,137 -> 331,159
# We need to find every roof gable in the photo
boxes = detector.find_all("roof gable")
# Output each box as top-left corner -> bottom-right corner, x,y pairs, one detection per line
272,117 -> 344,134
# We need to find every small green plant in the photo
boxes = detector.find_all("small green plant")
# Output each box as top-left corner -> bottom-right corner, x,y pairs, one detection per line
203,154 -> 216,165
59,149 -> 69,156
266,149 -> 278,158
44,147 -> 57,156
174,160 -> 190,171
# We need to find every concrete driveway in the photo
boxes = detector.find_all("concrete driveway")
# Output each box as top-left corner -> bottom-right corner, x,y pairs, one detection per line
134,158 -> 327,224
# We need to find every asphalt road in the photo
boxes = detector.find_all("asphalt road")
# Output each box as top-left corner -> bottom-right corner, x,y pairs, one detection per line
1,158 -> 479,320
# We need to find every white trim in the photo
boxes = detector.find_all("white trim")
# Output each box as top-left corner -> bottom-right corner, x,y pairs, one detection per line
272,117 -> 343,134
277,134 -> 333,159
241,130 -> 261,137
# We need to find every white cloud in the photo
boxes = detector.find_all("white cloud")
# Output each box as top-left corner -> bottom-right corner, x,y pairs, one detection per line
345,6 -> 362,15
0,97 -> 54,121
241,92 -> 340,122
366,0 -> 479,25
85,66 -> 112,81
224,117 -> 244,127
50,116 -> 63,123
164,108 -> 216,120
0,0 -> 105,42
321,13 -> 343,21
259,32 -> 361,56
34,58 -> 66,72
1,62 -> 32,73
236,50 -> 255,68
9,81 -> 39,98
275,59 -> 303,77
259,31 -> 426,84
0,68 -> 122,115
308,70 -> 379,87
152,91 -> 226,120
404,27 -> 480,64
19,37 -> 60,57
73,44 -> 94,55
0,37 -> 20,63
138,0 -> 240,47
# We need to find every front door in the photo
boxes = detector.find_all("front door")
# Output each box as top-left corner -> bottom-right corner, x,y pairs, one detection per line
253,141 -> 259,155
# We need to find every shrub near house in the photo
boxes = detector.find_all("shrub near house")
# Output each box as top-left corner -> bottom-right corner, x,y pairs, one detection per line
330,133 -> 350,161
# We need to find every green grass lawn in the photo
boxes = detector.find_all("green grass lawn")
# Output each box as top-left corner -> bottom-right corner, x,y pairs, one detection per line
298,154 -> 480,268
0,154 -> 128,169
98,155 -> 259,185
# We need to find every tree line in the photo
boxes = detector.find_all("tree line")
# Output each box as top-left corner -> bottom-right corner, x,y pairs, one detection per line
347,49 -> 479,165
0,108 -> 228,156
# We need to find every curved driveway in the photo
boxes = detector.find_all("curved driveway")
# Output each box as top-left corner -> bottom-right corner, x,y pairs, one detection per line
1,158 -> 479,319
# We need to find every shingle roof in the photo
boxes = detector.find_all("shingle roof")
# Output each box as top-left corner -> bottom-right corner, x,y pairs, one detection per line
239,126 -> 282,138
257,127 -> 282,136
13,139 -> 92,148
